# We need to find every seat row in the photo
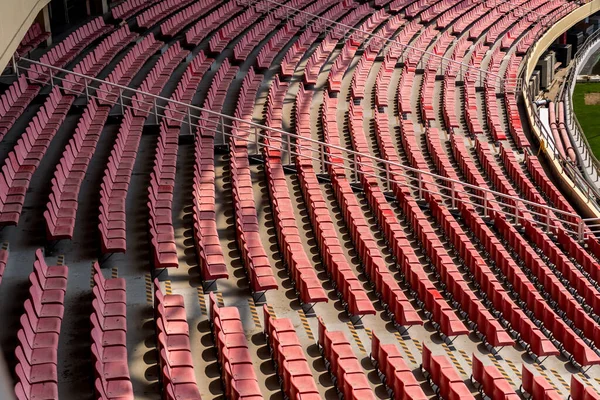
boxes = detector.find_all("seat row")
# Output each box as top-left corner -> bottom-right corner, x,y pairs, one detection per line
45,100 -> 111,240
190,58 -> 238,281
136,0 -> 194,29
263,78 -> 327,305
184,1 -> 242,46
320,95 -> 420,328
64,25 -> 139,94
111,0 -> 160,21
317,317 -> 375,400
99,110 -> 144,254
15,249 -> 68,400
370,331 -> 427,400
148,122 -> 180,269
91,262 -> 133,400
160,0 -> 221,38
421,343 -> 475,400
295,88 -> 374,317
132,41 -> 189,118
571,375 -> 600,400
263,305 -> 320,399
98,34 -> 163,106
2,87 -> 74,226
28,17 -> 113,84
227,68 -> 277,292
471,354 -> 518,400
100,41 -> 189,254
0,75 -> 40,140
154,279 -> 202,399
521,365 -> 562,400
16,22 -> 49,56
209,292 -> 263,399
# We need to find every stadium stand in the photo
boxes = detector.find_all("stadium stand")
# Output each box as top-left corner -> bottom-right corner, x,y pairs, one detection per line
0,0 -> 600,398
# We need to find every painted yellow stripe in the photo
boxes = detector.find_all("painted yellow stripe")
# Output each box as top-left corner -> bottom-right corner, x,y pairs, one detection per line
248,299 -> 261,328
365,328 -> 372,340
111,267 -> 118,279
347,322 -> 365,353
504,359 -> 521,381
216,292 -> 224,307
197,287 -> 207,315
145,273 -> 153,304
458,349 -> 472,367
57,255 -> 65,266
395,332 -> 417,365
165,280 -> 172,295
298,310 -> 314,341
487,355 -> 514,386
1,243 -> 8,250
577,373 -> 591,386
266,304 -> 275,318
443,343 -> 466,376
549,369 -> 569,393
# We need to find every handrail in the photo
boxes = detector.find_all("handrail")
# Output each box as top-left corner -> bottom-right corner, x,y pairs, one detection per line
241,0 -> 513,90
558,27 -> 600,180
11,56 -> 595,239
518,0 -> 600,206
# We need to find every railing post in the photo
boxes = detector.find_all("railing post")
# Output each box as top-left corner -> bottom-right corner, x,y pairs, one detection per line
578,219 -> 585,242
154,98 -> 158,125
417,172 -> 422,200
84,79 -> 89,101
320,144 -> 325,173
385,163 -> 390,192
220,116 -> 226,146
286,133 -> 292,166
12,55 -> 18,77
187,108 -> 192,133
545,209 -> 551,233
119,88 -> 124,115
451,181 -> 456,209
255,125 -> 260,155
353,153 -> 358,183
483,193 -> 488,217
49,68 -> 54,88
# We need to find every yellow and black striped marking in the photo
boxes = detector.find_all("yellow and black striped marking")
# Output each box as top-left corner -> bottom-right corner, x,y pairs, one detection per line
111,267 -> 118,279
165,280 -> 172,295
458,349 -> 472,367
595,377 -> 600,387
365,328 -> 372,340
549,368 -> 569,393
298,310 -> 314,341
442,343 -> 467,376
90,263 -> 96,288
216,292 -> 224,307
145,274 -> 153,304
266,304 -> 275,318
577,373 -> 591,386
534,364 -> 559,391
57,255 -> 65,266
487,355 -> 514,386
347,322 -> 366,354
395,332 -> 417,365
248,299 -> 261,328
197,287 -> 207,315
504,358 -> 521,381
412,338 -> 422,353
1,243 -> 8,251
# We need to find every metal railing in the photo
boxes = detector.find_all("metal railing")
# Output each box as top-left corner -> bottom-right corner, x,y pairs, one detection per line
11,56 -> 597,240
559,27 -> 600,185
518,0 -> 600,207
239,0 -> 518,90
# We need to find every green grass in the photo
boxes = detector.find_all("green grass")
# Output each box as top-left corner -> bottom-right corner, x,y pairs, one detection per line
572,82 -> 600,159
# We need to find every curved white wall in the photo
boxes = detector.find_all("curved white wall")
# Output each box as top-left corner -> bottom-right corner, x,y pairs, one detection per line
523,0 -> 600,218
0,0 -> 50,72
